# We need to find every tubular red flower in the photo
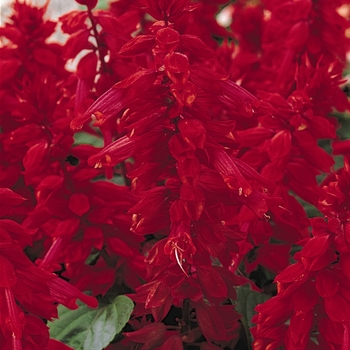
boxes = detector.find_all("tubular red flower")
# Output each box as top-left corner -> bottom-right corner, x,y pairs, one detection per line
87,136 -> 135,168
1,1 -> 349,349
38,237 -> 65,270
219,79 -> 266,117
70,88 -> 126,130
4,288 -> 23,340
208,147 -> 252,196
123,322 -> 166,349
47,277 -> 98,309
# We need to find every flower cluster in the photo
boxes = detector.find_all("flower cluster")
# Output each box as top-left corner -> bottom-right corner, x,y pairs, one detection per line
252,162 -> 350,349
0,0 -> 349,349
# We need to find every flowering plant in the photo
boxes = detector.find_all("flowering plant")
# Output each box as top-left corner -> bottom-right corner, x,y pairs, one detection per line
0,0 -> 349,349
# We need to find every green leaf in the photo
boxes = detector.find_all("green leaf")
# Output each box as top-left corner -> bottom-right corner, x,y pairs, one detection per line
96,0 -> 109,9
84,251 -> 100,265
235,286 -> 270,346
49,295 -> 134,350
74,132 -> 103,147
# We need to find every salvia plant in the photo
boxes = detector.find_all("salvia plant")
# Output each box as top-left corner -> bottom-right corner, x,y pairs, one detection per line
0,0 -> 350,349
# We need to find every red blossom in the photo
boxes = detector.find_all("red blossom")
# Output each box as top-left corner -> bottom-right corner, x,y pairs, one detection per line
0,188 -> 97,349
1,0 -> 349,349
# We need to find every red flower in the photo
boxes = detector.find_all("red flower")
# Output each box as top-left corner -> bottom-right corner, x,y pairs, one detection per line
123,322 -> 166,350
252,163 -> 350,349
1,1 -> 349,349
0,188 -> 97,350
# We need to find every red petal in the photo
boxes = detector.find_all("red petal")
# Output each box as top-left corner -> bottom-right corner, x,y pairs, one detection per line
70,88 -> 125,130
220,79 -> 262,118
171,81 -> 197,106
146,0 -> 189,20
145,281 -> 170,309
4,288 -> 23,338
36,176 -> 64,191
275,262 -> 307,284
164,52 -> 189,72
52,218 -> 80,238
156,27 -> 180,52
166,0 -> 190,18
158,335 -> 183,350
197,267 -> 228,298
301,235 -> 330,258
287,310 -> 313,347
332,140 -> 350,155
23,141 -> 49,178
151,293 -> 173,322
123,322 -> 166,345
292,279 -> 318,312
0,59 -> 21,84
180,186 -> 205,220
190,65 -> 225,94
286,21 -> 309,50
146,0 -> 164,20
315,269 -> 340,298
68,194 -> 90,216
180,34 -> 214,59
169,133 -> 194,161
59,11 -> 88,34
118,35 -> 156,56
33,48 -> 58,67
88,136 -> 135,168
95,12 -> 124,36
107,237 -> 135,258
0,188 -> 26,206
164,52 -> 190,84
195,303 -> 227,341
209,147 -> 252,196
177,157 -> 201,185
63,29 -> 91,59
318,318 -> 344,345
0,219 -> 35,246
76,52 -> 98,79
237,127 -> 274,148
233,157 -> 276,192
47,276 -> 98,309
324,293 -> 350,322
178,118 -> 206,148
0,256 -> 17,287
268,130 -> 292,160
254,296 -> 292,326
